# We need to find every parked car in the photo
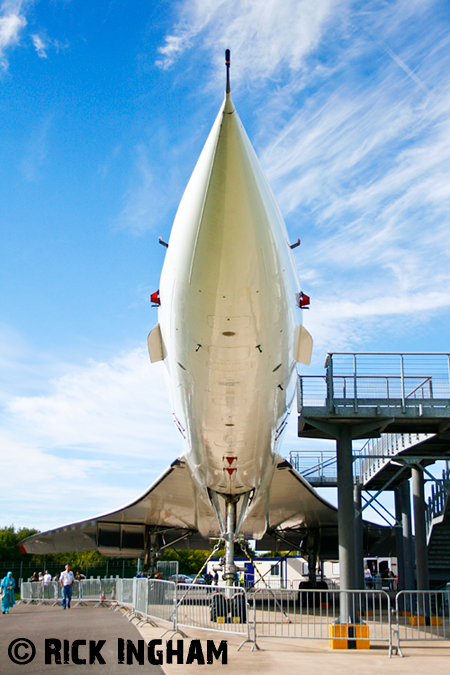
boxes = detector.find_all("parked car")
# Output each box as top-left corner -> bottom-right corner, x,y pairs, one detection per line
189,575 -> 206,585
169,574 -> 193,584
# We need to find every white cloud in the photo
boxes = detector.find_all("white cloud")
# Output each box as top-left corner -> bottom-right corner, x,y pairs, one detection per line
156,0 -> 344,86
117,145 -> 156,233
5,347 -> 179,457
116,141 -> 181,234
244,10 -> 450,352
31,32 -> 47,58
0,0 -> 27,69
1,346 -> 182,530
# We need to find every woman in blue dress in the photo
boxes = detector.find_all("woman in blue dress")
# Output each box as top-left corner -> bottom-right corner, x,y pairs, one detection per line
1,572 -> 15,614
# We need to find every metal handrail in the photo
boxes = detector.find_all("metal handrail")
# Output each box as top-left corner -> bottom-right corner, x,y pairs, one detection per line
298,353 -> 450,412
426,466 -> 450,534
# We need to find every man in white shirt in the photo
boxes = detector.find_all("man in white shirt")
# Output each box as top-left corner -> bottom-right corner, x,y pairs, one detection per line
60,564 -> 74,609
43,570 -> 52,585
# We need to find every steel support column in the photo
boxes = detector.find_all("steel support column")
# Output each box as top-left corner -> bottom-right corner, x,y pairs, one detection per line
399,480 -> 415,595
354,483 -> 364,590
337,426 -> 356,621
394,487 -> 405,591
411,466 -> 429,591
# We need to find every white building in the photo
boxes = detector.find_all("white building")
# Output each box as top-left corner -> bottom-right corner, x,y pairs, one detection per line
206,555 -> 397,589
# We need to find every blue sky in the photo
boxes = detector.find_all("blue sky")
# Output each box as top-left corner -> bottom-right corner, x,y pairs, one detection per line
1,0 -> 450,532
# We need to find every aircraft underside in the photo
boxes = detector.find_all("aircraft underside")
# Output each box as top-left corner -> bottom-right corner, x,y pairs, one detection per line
20,53 -> 324,583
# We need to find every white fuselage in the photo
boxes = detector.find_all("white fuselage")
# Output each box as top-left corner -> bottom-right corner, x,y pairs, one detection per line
158,93 -> 303,537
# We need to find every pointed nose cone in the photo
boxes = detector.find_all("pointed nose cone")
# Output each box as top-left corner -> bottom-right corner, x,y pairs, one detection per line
223,90 -> 235,115
167,88 -> 290,296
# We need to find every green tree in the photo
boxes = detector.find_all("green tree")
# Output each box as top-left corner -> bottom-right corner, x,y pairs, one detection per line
0,526 -> 39,562
159,549 -> 210,575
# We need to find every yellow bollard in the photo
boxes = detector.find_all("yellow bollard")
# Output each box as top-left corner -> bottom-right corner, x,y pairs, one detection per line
328,623 -> 370,650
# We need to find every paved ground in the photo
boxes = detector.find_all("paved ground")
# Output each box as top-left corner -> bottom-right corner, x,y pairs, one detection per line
135,615 -> 450,675
2,603 -> 450,674
0,603 -> 165,674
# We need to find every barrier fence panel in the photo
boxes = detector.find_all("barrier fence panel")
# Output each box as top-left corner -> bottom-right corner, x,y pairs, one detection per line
21,582 -> 42,604
42,581 -> 60,604
21,581 -> 81,605
78,579 -> 101,603
253,589 -> 391,653
115,578 -> 123,605
176,583 -> 250,638
157,561 -> 179,581
33,577 -> 450,660
101,578 -> 117,602
121,579 -> 134,606
395,590 -> 450,654
147,579 -> 177,623
134,578 -> 149,617
71,580 -> 81,601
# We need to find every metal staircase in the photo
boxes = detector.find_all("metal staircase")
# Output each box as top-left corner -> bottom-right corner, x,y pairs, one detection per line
426,466 -> 450,582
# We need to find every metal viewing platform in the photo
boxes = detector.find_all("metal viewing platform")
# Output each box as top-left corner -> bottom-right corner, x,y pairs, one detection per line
295,352 -> 450,596
298,352 -> 450,438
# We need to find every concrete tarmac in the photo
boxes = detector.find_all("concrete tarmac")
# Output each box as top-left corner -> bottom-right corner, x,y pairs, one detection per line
0,603 -> 165,674
135,616 -> 450,675
2,604 -> 450,674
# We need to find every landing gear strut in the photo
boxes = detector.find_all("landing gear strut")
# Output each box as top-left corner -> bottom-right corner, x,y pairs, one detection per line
144,532 -> 160,578
224,496 -> 239,586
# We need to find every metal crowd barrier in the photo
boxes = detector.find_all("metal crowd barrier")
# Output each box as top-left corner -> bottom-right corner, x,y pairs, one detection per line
395,590 -> 450,656
147,579 -> 177,624
111,578 -> 249,641
19,578 -> 450,657
252,589 -> 392,655
101,578 -> 117,599
133,578 -> 149,618
176,583 -> 250,641
21,581 -> 72,606
21,579 -> 116,607
120,578 -> 134,606
20,582 -> 43,604
114,578 -> 133,609
42,581 -> 62,605
72,579 -> 101,606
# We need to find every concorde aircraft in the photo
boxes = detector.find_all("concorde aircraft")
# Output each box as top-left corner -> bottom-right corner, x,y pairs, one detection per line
20,53 -> 340,582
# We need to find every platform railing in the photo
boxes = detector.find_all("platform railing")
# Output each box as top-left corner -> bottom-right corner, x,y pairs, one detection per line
356,432 -> 433,484
298,352 -> 450,413
426,466 -> 450,534
288,451 -> 337,485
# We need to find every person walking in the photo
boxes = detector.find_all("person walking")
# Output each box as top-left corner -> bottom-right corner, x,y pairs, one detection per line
1,572 -> 15,614
364,565 -> 373,589
60,564 -> 74,609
